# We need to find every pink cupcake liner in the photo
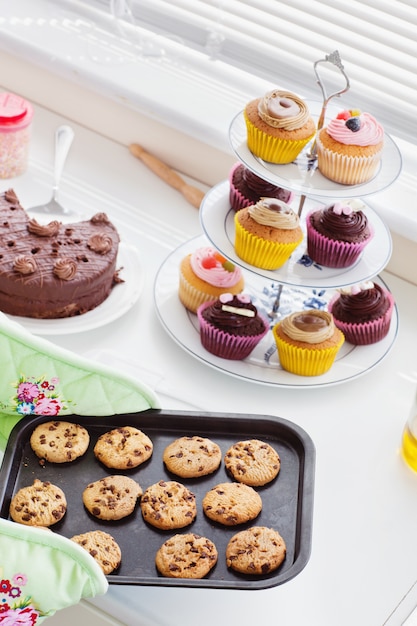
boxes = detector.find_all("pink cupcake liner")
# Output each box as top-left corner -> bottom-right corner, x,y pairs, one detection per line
306,211 -> 374,269
328,291 -> 394,345
197,301 -> 269,360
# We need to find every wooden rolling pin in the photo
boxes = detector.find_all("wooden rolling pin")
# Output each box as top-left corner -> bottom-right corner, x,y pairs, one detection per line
129,143 -> 205,209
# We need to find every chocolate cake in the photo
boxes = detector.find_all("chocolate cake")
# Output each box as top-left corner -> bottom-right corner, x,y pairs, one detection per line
0,189 -> 122,319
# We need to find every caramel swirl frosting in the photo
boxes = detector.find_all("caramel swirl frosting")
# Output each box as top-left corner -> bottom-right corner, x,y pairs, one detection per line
248,198 -> 300,230
28,219 -> 61,237
281,310 -> 335,344
87,233 -> 113,255
13,255 -> 37,275
258,90 -> 311,130
53,257 -> 77,280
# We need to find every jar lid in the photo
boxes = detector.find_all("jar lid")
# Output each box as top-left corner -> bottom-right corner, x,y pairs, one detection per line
0,92 -> 34,130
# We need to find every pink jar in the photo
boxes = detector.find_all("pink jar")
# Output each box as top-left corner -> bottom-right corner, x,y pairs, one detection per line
0,92 -> 34,178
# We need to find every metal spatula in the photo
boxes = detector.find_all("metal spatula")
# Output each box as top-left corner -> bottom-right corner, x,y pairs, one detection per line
28,125 -> 75,220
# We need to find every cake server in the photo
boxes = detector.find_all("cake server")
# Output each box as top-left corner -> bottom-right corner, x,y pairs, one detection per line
28,125 -> 75,220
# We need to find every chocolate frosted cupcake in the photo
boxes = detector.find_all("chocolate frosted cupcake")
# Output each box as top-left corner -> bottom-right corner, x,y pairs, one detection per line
306,200 -> 373,268
272,310 -> 344,376
197,293 -> 269,360
229,162 -> 294,212
328,281 -> 394,345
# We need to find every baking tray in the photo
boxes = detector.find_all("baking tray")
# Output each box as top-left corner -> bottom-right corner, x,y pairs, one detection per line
0,410 -> 315,590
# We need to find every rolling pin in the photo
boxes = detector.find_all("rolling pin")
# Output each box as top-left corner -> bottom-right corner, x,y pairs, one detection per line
129,143 -> 205,209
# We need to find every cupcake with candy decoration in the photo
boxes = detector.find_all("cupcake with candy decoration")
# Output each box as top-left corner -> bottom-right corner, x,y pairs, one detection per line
328,281 -> 394,345
197,293 -> 269,360
228,162 -> 294,212
306,199 -> 373,269
234,197 -> 303,270
179,246 -> 244,314
272,310 -> 344,376
244,89 -> 316,164
316,108 -> 384,185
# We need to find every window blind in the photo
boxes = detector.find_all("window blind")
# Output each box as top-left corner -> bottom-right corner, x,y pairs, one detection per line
65,0 -> 417,140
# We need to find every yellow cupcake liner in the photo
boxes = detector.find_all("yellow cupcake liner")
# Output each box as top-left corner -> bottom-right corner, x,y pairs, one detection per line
245,113 -> 314,164
316,143 -> 382,185
234,214 -> 303,270
272,325 -> 345,376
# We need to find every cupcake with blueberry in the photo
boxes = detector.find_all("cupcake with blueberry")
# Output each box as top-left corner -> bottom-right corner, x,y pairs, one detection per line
229,162 -> 294,212
328,281 -> 395,345
197,293 -> 269,360
316,108 -> 384,185
179,246 -> 244,314
306,200 -> 373,268
272,310 -> 344,376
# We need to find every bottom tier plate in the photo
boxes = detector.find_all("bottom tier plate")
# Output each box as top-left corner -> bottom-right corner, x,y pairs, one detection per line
154,236 -> 398,388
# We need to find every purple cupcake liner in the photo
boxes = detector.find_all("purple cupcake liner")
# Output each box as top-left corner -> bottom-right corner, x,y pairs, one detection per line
328,290 -> 394,345
197,300 -> 269,360
306,210 -> 374,269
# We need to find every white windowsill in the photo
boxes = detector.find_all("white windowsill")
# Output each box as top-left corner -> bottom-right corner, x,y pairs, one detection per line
0,0 -> 415,284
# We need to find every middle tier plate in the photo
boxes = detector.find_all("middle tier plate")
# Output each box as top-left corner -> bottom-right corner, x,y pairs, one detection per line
200,180 -> 392,289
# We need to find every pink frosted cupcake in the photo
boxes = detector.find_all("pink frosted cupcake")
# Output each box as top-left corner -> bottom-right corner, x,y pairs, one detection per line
306,200 -> 373,269
179,246 -> 244,313
197,293 -> 269,360
328,281 -> 394,345
316,109 -> 384,185
229,162 -> 294,212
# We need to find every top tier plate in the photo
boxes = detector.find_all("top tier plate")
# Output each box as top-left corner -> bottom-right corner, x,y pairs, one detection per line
229,102 -> 402,198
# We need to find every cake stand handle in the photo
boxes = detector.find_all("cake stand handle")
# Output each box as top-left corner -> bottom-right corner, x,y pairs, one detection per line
308,50 -> 350,158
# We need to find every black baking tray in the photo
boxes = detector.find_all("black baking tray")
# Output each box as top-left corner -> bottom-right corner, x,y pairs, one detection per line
0,410 -> 315,590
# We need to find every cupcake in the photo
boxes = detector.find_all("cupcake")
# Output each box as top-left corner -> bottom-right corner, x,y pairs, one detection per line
197,293 -> 269,360
306,200 -> 373,269
234,197 -> 303,270
328,281 -> 394,345
244,89 -> 316,164
179,246 -> 244,313
229,162 -> 294,212
316,108 -> 384,185
272,310 -> 344,376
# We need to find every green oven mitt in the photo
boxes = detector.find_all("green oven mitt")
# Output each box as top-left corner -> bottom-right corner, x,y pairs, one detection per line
0,311 -> 161,620
0,311 -> 160,450
0,517 -> 108,622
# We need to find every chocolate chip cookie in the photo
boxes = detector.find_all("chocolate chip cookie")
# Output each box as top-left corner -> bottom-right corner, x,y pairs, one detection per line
155,533 -> 218,578
30,420 -> 90,463
94,426 -> 153,469
163,436 -> 222,478
140,480 -> 197,530
224,439 -> 281,486
202,482 -> 262,526
226,526 -> 286,575
82,475 -> 142,521
9,479 -> 67,527
71,530 -> 122,574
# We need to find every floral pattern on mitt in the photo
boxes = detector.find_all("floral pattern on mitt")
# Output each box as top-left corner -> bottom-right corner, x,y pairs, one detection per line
0,570 -> 44,624
8,376 -> 74,417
